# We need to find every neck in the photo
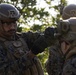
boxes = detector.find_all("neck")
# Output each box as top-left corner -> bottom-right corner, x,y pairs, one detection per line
61,41 -> 70,54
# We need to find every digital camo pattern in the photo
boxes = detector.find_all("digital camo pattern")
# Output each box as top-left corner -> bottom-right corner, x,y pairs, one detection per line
46,41 -> 76,75
0,33 -> 44,75
62,48 -> 76,75
45,44 -> 64,75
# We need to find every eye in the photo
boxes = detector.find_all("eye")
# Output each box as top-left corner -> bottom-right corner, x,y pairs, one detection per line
1,21 -> 17,25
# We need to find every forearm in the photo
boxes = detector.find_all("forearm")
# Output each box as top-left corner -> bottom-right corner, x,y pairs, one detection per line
31,34 -> 55,55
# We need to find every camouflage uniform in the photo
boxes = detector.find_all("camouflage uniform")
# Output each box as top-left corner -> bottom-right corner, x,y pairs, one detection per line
45,41 -> 64,75
46,18 -> 76,75
46,42 -> 76,75
62,47 -> 76,75
0,32 -> 45,75
60,18 -> 76,75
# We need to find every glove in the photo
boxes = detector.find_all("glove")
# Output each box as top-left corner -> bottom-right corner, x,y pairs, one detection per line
44,27 -> 57,38
31,27 -> 57,55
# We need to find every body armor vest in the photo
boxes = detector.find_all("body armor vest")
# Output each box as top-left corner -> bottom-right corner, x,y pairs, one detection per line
0,36 -> 44,75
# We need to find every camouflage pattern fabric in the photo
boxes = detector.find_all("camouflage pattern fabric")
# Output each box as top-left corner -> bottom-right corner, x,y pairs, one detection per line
62,56 -> 76,75
62,47 -> 76,75
0,34 -> 44,75
45,42 -> 64,75
46,41 -> 76,75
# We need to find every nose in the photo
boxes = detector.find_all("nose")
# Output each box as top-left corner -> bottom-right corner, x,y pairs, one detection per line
10,23 -> 17,29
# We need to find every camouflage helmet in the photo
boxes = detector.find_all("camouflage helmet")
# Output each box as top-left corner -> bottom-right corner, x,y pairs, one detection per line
57,18 -> 76,42
62,4 -> 76,20
0,3 -> 20,21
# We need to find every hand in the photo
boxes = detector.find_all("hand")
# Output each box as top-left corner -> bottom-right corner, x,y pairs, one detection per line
26,50 -> 36,59
44,27 -> 57,38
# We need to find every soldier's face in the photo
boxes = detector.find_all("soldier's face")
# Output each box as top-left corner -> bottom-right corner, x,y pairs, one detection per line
0,19 -> 17,37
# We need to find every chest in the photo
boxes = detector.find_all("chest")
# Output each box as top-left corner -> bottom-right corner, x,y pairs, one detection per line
2,38 -> 29,59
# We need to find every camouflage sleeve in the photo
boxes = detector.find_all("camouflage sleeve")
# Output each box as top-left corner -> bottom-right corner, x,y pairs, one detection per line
62,56 -> 76,75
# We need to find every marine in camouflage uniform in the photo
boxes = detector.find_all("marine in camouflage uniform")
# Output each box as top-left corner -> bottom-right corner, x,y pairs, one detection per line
0,32 -> 44,75
45,4 -> 76,75
46,18 -> 76,75
60,18 -> 76,75
0,3 -> 55,75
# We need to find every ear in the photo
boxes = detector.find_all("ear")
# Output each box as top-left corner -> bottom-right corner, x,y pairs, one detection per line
61,42 -> 70,54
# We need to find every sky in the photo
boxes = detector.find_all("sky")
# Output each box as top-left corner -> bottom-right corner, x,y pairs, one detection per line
67,0 -> 76,4
36,0 -> 76,10
37,0 -> 76,7
36,0 -> 76,16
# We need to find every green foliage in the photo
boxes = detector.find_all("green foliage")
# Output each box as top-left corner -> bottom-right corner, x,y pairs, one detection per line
37,48 -> 49,74
17,26 -> 22,32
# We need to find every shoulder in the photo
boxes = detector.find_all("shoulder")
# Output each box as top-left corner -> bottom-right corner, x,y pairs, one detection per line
62,56 -> 76,75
